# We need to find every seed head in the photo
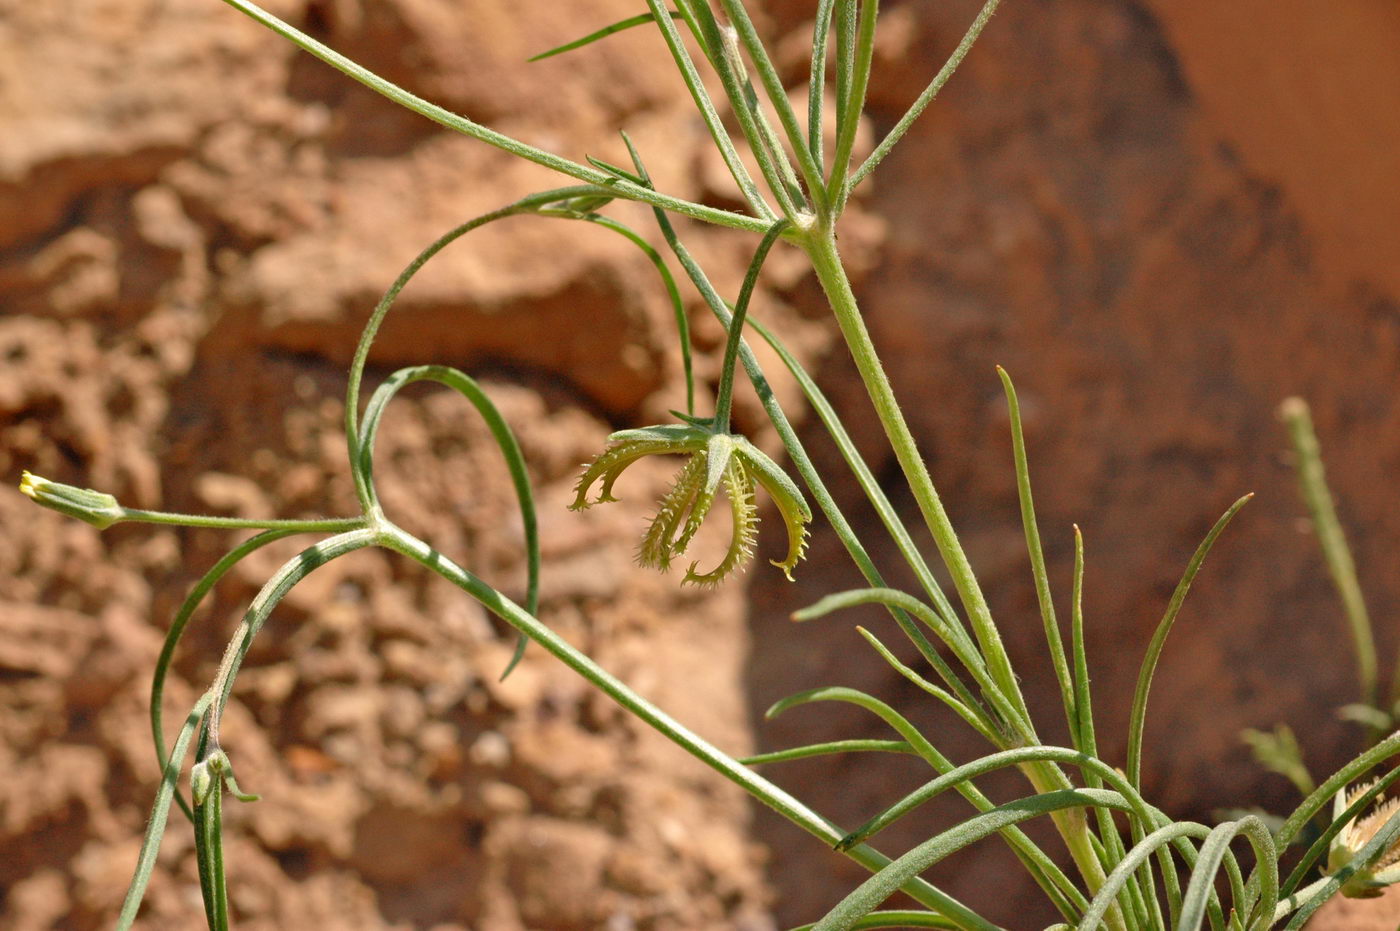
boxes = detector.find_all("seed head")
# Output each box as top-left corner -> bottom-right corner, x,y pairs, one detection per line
1326,778 -> 1400,898
572,425 -> 810,587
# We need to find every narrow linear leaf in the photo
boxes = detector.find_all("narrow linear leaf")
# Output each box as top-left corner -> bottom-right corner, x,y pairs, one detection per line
1079,822 -> 1213,931
357,366 -> 539,679
855,626 -> 1000,744
1126,493 -> 1253,787
999,367 -> 1076,743
528,12 -> 683,62
836,744 -> 1161,859
813,789 -> 1129,931
585,154 -> 649,187
1280,397 -> 1379,710
786,911 -> 961,931
740,739 -> 915,766
380,527 -> 995,929
118,695 -> 212,931
152,528 -> 300,822
1177,817 -> 1277,931
207,531 -> 378,747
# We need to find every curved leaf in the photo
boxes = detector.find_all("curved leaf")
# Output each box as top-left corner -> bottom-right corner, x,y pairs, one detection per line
813,789 -> 1129,931
1127,494 -> 1253,787
357,365 -> 540,677
528,12 -> 683,62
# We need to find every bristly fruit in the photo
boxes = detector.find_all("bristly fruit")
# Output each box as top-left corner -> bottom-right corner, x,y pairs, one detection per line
570,423 -> 810,586
1327,778 -> 1400,898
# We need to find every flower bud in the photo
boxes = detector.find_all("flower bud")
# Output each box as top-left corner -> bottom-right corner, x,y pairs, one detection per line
18,472 -> 126,529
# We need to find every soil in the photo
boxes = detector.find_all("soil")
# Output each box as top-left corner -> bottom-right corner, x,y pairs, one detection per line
3,0 -> 1400,929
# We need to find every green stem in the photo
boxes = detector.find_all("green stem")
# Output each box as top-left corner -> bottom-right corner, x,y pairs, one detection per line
849,0 -> 1002,192
717,0 -> 830,212
800,228 -> 1028,729
827,0 -> 878,212
713,220 -> 790,432
681,1 -> 806,217
800,227 -> 1118,925
646,0 -> 776,219
217,0 -> 773,233
376,522 -> 997,931
1279,397 -> 1378,710
119,509 -> 363,533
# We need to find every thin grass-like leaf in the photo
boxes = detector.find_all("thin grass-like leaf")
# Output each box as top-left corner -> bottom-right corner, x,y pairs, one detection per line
356,365 -> 539,677
117,694 -> 212,931
1126,493 -> 1253,787
1070,527 -> 1095,756
1177,817 -> 1277,931
217,0 -> 769,232
584,154 -> 649,187
344,186 -> 609,511
564,207 -> 695,416
850,0 -> 1002,190
207,531 -> 378,747
827,0 -> 878,211
813,789 -> 1129,931
795,588 -> 1024,740
528,11 -> 682,62
748,315 -> 965,648
379,527 -> 996,929
152,528 -> 300,822
1079,822 -> 1213,931
835,745 -> 1160,855
740,739 -> 916,766
999,368 -> 1076,739
808,0 -> 837,173
786,912 -> 960,931
1280,397 -> 1379,710
1067,528 -> 1159,926
832,0 -> 856,153
767,687 -> 1087,920
856,627 -> 1000,744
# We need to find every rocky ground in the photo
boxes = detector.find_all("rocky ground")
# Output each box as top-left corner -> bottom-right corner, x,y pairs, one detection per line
3,0 -> 1399,928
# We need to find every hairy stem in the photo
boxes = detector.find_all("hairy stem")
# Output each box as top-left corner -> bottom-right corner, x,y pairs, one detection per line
800,225 -> 1117,924
376,521 -> 997,930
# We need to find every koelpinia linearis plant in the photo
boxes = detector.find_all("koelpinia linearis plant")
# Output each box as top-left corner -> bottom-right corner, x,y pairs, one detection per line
19,1 -> 1400,928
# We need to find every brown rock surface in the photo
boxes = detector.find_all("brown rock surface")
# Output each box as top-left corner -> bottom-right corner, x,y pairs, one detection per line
0,0 -> 808,927
5,1 -> 1400,929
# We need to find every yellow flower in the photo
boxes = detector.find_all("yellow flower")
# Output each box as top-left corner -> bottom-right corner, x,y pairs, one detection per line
571,424 -> 810,586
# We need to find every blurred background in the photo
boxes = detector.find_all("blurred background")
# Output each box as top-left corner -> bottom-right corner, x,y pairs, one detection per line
3,0 -> 1399,927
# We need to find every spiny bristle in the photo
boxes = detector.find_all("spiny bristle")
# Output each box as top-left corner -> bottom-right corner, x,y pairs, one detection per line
683,459 -> 757,587
638,454 -> 707,570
